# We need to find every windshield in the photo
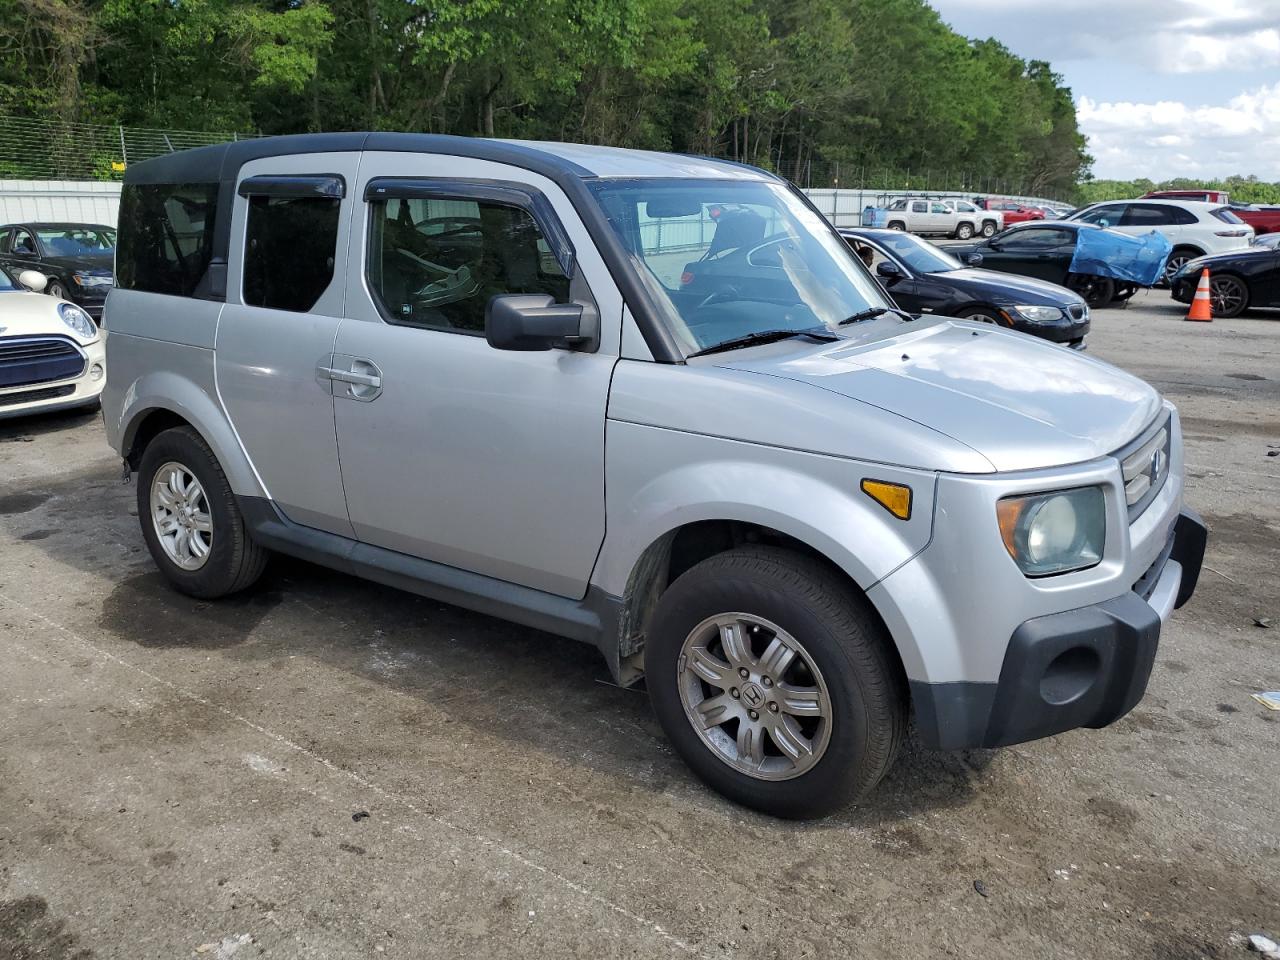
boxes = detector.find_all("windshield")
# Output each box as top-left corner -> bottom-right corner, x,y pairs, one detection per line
0,268 -> 16,291
34,227 -> 116,257
868,231 -> 963,274
588,178 -> 891,355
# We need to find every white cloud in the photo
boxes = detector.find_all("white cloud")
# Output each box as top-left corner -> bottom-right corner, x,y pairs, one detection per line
930,0 -> 1280,75
1077,83 -> 1280,179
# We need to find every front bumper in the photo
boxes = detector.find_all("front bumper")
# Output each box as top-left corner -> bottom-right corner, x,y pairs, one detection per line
911,508 -> 1207,750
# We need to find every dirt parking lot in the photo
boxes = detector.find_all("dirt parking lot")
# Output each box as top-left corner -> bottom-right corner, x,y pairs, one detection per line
2,295 -> 1277,960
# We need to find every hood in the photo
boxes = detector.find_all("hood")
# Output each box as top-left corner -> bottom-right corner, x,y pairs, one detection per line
40,251 -> 114,273
1181,247 -> 1276,275
938,267 -> 1085,305
0,290 -> 100,346
714,317 -> 1161,472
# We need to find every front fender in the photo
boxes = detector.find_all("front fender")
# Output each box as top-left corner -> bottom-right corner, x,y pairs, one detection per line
594,419 -> 937,601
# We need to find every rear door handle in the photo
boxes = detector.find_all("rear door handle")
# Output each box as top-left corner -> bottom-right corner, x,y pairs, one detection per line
320,356 -> 383,401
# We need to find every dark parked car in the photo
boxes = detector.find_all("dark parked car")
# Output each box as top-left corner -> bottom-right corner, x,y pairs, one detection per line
840,228 -> 1090,347
948,221 -> 1139,307
0,222 -> 115,321
1252,233 -> 1280,251
1169,246 -> 1280,318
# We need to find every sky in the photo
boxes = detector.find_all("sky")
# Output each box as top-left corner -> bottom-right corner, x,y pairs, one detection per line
927,0 -> 1280,182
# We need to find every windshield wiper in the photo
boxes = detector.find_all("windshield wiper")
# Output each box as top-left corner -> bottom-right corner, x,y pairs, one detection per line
838,307 -> 915,325
687,326 -> 838,358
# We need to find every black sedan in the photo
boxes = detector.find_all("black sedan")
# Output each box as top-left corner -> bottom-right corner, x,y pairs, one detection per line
840,228 -> 1090,347
0,222 -> 115,321
946,221 -> 1137,307
1169,246 -> 1280,318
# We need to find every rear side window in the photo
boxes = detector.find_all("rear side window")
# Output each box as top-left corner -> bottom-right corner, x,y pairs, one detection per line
1122,204 -> 1178,227
116,183 -> 219,296
367,196 -> 568,334
243,195 -> 341,312
1211,207 -> 1244,224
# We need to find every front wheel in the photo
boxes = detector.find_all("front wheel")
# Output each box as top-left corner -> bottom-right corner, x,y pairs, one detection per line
887,221 -> 907,231
137,426 -> 268,598
46,278 -> 67,299
954,222 -> 975,240
645,547 -> 907,819
981,221 -> 998,237
1209,274 -> 1249,318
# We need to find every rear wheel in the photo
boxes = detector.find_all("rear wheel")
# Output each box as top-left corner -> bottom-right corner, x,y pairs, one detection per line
137,426 -> 268,598
1162,248 -> 1201,286
1209,274 -> 1249,318
954,222 -> 975,240
645,547 -> 907,819
1066,273 -> 1115,308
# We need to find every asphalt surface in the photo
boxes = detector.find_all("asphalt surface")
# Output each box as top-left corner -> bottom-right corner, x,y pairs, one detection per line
1,294 -> 1278,959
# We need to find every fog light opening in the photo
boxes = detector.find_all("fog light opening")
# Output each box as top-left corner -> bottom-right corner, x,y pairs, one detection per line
89,363 -> 104,381
1039,646 -> 1101,706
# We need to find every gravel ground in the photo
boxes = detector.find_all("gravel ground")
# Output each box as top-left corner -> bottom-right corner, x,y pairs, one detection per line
1,295 -> 1277,959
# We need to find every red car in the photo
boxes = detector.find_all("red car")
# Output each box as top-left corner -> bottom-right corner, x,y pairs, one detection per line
979,199 -> 1045,225
1144,189 -> 1230,204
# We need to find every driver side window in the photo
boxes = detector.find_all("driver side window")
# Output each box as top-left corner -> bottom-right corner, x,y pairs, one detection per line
12,229 -> 35,254
368,196 -> 568,334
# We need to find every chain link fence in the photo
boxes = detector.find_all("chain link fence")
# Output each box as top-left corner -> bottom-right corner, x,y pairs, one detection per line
0,116 -> 254,181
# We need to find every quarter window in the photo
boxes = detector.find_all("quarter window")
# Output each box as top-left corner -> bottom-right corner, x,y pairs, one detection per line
116,183 -> 219,296
243,194 -> 341,312
367,196 -> 568,334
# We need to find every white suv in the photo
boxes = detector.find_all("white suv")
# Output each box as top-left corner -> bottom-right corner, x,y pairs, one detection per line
1067,199 -> 1254,281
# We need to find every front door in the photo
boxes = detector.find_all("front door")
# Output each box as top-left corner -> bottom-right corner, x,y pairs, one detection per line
331,155 -> 622,599
214,153 -> 361,536
985,226 -> 1076,282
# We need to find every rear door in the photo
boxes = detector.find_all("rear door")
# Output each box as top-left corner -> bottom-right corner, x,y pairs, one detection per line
213,153 -> 360,537
1120,203 -> 1182,244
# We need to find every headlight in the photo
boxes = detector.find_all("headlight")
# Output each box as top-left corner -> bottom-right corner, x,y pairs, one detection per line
73,272 -> 113,288
58,302 -> 97,339
996,487 -> 1105,576
1014,304 -> 1064,323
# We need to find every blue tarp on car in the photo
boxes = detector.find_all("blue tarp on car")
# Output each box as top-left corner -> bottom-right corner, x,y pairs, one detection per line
1070,227 -> 1172,287
861,206 -> 888,228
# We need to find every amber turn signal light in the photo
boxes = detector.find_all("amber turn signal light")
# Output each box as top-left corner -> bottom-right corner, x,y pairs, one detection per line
861,479 -> 912,520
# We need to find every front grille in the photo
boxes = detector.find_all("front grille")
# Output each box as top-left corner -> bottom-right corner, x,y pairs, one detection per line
0,383 -> 75,407
0,337 -> 86,389
1116,415 -> 1172,521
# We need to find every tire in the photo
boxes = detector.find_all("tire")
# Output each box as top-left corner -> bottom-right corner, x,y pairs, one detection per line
961,307 -> 1004,325
1066,273 -> 1115,308
645,546 -> 907,819
1161,248 -> 1201,287
981,220 -> 998,238
954,222 -> 975,240
888,221 -> 907,231
1209,274 -> 1249,318
46,278 -> 67,299
136,426 -> 268,599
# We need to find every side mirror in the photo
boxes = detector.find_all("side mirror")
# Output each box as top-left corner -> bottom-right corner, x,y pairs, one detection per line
486,294 -> 590,352
876,260 -> 903,280
17,269 -> 48,292
965,253 -> 984,266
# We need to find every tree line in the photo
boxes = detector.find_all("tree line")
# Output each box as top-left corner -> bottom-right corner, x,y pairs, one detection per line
1080,175 -> 1280,206
0,0 -> 1091,196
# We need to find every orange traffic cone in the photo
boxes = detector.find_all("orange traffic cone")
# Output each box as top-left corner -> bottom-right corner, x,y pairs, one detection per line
1186,268 -> 1213,322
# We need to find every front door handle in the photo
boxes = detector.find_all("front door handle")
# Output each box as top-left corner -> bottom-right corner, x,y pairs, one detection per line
320,356 -> 383,402
320,366 -> 381,387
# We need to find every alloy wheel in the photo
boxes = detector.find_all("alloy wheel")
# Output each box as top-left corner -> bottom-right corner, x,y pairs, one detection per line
150,461 -> 213,571
677,613 -> 833,781
1209,276 -> 1246,317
